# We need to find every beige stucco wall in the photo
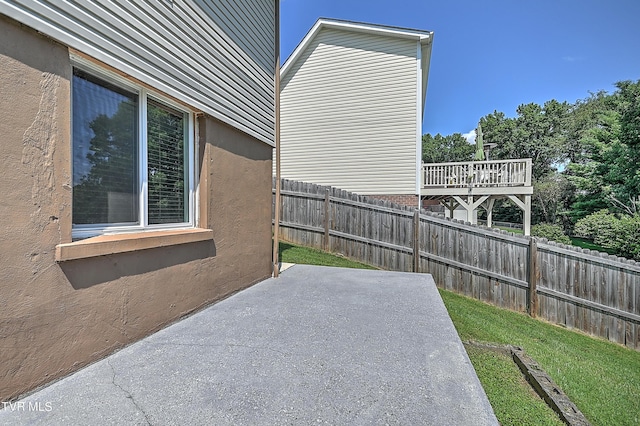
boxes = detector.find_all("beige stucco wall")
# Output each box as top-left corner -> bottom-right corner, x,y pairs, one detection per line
0,15 -> 273,401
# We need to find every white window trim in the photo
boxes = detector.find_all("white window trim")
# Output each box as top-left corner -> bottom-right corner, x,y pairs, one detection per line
71,56 -> 196,240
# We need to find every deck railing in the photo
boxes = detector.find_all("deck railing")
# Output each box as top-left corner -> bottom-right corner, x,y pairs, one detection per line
422,158 -> 532,188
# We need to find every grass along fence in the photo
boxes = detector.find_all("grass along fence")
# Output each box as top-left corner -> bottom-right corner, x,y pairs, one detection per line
273,178 -> 640,351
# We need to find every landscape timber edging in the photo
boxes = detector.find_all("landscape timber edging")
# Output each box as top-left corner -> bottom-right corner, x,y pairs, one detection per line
463,340 -> 591,426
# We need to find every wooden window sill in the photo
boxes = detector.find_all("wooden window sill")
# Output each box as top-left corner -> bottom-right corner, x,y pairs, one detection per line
55,228 -> 213,262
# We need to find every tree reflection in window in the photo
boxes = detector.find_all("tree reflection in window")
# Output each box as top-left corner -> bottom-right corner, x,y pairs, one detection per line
72,70 -> 138,225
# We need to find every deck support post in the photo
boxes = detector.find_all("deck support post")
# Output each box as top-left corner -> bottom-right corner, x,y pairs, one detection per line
485,197 -> 496,228
440,198 -> 459,218
506,194 -> 531,236
523,194 -> 531,236
452,195 -> 489,225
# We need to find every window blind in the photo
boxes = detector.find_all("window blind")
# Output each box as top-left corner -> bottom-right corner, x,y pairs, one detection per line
147,99 -> 188,224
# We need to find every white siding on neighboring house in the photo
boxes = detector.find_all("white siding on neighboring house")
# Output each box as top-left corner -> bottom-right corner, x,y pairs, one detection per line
0,0 -> 275,145
279,21 -> 432,195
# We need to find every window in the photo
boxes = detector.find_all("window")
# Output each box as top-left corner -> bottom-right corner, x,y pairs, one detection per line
72,66 -> 195,239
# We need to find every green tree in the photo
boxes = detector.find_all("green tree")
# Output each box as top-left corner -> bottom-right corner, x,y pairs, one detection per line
480,101 -> 570,224
565,80 -> 640,219
481,100 -> 569,181
422,133 -> 475,163
477,110 -> 515,158
573,209 -> 619,244
564,90 -> 613,164
532,173 -> 572,225
614,80 -> 640,214
565,109 -> 621,220
574,210 -> 640,260
616,215 -> 640,260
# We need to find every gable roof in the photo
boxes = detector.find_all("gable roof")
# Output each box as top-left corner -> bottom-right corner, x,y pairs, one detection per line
282,18 -> 434,115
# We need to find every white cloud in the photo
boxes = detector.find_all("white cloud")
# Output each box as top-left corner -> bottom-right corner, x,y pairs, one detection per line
462,129 -> 476,145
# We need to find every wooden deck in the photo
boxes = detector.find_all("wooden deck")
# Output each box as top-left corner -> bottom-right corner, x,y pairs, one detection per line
420,159 -> 533,235
421,158 -> 533,196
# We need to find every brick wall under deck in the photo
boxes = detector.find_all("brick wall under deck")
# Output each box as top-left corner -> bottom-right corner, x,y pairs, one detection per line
370,194 -> 419,208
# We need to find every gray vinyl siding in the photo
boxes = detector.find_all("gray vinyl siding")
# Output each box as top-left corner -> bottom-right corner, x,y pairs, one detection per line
280,27 -> 419,194
1,0 -> 275,145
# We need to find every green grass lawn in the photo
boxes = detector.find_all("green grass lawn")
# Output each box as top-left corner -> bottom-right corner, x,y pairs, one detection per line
278,240 -> 640,426
278,241 -> 377,270
569,236 -> 618,254
441,289 -> 640,426
494,225 -> 525,235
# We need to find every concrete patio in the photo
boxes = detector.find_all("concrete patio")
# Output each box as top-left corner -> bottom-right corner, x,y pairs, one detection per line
0,265 -> 497,425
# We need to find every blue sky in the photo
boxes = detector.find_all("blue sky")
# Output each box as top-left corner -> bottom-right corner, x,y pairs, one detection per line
280,0 -> 640,141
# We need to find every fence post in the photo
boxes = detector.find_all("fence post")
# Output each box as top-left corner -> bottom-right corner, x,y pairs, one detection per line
413,210 -> 420,273
528,237 -> 538,317
323,189 -> 330,252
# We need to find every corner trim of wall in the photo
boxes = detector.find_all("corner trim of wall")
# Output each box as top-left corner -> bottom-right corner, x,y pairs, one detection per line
55,228 -> 213,262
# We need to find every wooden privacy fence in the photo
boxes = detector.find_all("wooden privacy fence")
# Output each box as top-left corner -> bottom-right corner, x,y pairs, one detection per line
273,178 -> 640,351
